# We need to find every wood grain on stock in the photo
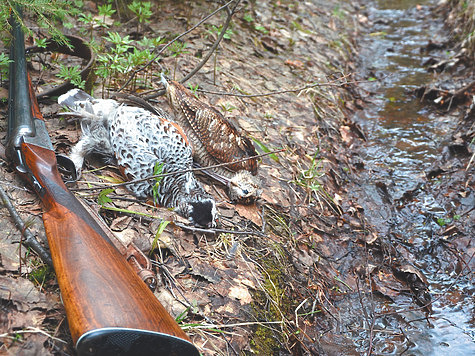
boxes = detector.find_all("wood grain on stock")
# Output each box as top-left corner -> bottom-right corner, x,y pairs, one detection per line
21,142 -> 190,344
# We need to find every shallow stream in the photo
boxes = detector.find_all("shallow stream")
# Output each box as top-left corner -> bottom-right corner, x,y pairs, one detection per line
351,0 -> 474,354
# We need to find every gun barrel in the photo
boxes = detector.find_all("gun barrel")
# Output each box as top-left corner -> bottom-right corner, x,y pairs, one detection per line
7,8 -> 35,148
7,9 -> 199,356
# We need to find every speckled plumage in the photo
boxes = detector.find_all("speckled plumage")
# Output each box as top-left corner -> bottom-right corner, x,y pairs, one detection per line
161,75 -> 261,202
58,89 -> 216,227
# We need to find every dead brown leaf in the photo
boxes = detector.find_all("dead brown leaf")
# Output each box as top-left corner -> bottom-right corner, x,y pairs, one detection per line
234,203 -> 262,227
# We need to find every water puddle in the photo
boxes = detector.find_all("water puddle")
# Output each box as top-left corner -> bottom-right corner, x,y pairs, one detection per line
352,0 -> 474,354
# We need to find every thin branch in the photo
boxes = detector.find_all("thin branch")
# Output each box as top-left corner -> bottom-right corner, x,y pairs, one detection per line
118,0 -> 235,92
174,222 -> 267,237
0,184 -> 53,266
193,72 -> 356,98
144,0 -> 241,99
71,148 -> 285,192
179,0 -> 241,85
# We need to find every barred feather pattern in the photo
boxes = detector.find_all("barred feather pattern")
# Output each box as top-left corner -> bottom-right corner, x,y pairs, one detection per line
58,89 -> 216,227
163,78 -> 258,178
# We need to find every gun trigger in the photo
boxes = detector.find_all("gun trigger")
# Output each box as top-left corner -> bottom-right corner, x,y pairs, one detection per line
11,147 -> 45,196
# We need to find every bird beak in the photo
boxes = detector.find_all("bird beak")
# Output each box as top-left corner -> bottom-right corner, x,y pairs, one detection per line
160,73 -> 169,88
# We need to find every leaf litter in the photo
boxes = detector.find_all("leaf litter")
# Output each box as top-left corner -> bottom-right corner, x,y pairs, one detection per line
0,0 -> 474,355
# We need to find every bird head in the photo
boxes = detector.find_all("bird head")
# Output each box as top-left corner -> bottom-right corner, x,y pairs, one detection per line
160,73 -> 174,102
228,170 -> 262,204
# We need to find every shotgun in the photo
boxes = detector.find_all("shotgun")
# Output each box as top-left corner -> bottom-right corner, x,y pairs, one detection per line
5,10 -> 199,356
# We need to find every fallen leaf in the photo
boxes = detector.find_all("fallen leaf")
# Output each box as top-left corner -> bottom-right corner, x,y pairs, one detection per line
228,285 -> 252,305
234,203 -> 262,227
285,59 -> 305,69
110,216 -> 132,231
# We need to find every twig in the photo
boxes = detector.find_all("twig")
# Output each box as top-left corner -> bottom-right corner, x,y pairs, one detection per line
0,184 -> 53,266
194,72 -> 357,98
174,222 -> 267,237
179,0 -> 241,85
118,0 -> 235,92
71,148 -> 285,192
182,320 -> 285,330
0,326 -> 66,344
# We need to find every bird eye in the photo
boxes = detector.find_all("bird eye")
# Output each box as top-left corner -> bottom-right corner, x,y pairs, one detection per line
242,189 -> 249,195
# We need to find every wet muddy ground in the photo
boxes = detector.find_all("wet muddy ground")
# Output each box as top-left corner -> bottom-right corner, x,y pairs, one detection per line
344,0 -> 474,354
0,0 -> 474,355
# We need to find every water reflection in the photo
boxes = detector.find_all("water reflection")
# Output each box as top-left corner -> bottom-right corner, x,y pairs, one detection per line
353,0 -> 475,353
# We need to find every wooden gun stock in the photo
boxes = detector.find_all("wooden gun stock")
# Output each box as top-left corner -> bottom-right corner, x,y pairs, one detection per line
22,143 -> 197,355
7,9 -> 199,356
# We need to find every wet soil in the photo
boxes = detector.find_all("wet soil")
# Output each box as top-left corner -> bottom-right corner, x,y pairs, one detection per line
0,0 -> 474,355
343,0 -> 475,354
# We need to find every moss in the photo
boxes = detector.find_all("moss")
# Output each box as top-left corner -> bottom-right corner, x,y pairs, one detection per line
250,254 -> 293,354
28,264 -> 54,286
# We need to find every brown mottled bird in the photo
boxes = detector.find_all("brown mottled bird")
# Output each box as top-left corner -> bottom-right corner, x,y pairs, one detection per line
161,75 -> 261,203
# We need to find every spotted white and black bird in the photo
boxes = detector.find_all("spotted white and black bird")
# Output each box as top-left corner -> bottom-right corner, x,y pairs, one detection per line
161,75 -> 261,203
58,89 -> 217,227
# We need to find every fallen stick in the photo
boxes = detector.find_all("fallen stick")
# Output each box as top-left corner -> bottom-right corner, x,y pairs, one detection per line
0,183 -> 53,266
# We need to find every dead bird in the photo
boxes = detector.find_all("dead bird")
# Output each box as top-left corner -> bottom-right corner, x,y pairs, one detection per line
161,74 -> 261,204
58,89 -> 217,227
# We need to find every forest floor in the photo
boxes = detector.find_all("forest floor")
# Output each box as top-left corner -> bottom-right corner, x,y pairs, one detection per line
0,0 -> 473,355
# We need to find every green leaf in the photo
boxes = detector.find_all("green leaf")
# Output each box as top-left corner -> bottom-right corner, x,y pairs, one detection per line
100,205 -> 159,218
243,14 -> 254,23
150,220 -> 171,254
97,188 -> 115,206
436,217 -> 447,227
95,175 -> 125,184
252,138 -> 279,162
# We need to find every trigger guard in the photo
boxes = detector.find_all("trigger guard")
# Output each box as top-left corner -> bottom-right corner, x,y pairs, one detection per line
56,154 -> 78,183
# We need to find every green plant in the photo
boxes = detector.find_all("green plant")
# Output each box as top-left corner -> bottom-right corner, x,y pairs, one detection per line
436,217 -> 448,227
254,24 -> 268,34
95,32 -> 133,92
175,305 -> 191,323
206,24 -> 234,40
220,103 -> 236,113
243,14 -> 254,23
188,83 -> 199,97
28,264 -> 54,286
137,36 -> 164,49
97,188 -> 115,206
128,1 -> 153,33
252,137 -> 280,162
78,13 -> 95,39
0,53 -> 12,85
35,37 -> 47,48
149,219 -> 170,255
57,64 -> 85,89
332,5 -> 345,20
169,41 -> 189,79
292,151 -> 333,209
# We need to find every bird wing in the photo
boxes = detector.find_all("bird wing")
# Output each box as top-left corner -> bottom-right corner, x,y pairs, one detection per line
173,82 -> 258,174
